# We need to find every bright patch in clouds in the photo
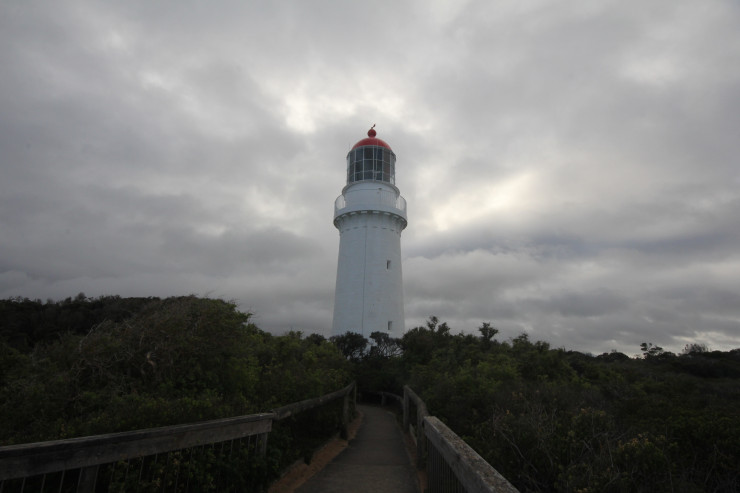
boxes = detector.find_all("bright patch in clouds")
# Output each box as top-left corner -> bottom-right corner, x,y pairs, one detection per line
431,172 -> 535,231
281,78 -> 407,134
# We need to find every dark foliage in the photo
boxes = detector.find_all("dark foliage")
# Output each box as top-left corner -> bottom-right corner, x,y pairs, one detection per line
0,296 -> 351,447
335,318 -> 740,493
0,294 -> 159,352
4,296 -> 738,492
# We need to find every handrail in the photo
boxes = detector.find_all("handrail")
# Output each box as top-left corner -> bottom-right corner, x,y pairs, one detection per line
360,389 -> 402,407
424,416 -> 519,493
334,189 -> 407,218
402,385 -> 519,493
272,382 -> 355,420
272,381 -> 355,439
0,413 -> 274,480
0,382 -> 356,491
403,385 -> 430,467
377,391 -> 403,407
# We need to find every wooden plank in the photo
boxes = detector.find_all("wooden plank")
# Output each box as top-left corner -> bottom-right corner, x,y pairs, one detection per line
423,416 -> 519,493
0,413 -> 274,480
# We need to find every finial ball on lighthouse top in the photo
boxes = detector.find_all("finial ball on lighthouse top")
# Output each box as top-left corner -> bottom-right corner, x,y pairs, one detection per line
351,125 -> 393,150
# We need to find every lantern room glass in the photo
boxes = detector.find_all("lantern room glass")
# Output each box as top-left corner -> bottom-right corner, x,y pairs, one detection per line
346,145 -> 395,185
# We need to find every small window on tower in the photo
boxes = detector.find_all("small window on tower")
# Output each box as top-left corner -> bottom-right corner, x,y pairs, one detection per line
388,321 -> 392,332
387,260 -> 391,270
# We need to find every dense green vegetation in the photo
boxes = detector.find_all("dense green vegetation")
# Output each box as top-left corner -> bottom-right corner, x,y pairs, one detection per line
0,295 -> 350,444
334,318 -> 740,493
0,295 -> 352,490
2,296 -> 738,492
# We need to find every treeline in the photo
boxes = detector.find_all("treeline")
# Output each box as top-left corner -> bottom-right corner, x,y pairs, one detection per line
2,296 -> 738,491
1,294 -> 159,352
333,318 -> 740,493
0,295 -> 351,446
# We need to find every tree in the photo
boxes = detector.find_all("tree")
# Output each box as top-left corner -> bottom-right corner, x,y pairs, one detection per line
478,322 -> 499,348
682,342 -> 709,355
305,333 -> 326,346
368,331 -> 401,358
329,331 -> 368,362
640,342 -> 664,358
423,315 -> 451,335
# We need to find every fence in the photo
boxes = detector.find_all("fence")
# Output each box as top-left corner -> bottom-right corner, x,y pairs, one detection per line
0,382 -> 355,492
401,386 -> 519,493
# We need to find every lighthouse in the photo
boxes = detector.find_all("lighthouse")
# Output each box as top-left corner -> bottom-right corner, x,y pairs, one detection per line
331,127 -> 407,339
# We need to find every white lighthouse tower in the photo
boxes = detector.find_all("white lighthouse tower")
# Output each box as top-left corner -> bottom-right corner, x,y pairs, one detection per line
331,126 -> 407,339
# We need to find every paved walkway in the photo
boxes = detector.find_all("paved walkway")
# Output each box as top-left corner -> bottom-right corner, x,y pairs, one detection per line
296,404 -> 419,493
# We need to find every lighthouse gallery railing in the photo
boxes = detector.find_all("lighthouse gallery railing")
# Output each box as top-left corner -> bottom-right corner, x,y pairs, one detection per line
334,189 -> 406,216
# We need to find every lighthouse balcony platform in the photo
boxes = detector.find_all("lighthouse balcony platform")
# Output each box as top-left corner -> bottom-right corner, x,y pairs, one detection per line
334,187 -> 407,221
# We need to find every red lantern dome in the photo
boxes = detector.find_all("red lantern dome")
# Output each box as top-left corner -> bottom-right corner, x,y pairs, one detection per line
351,126 -> 392,150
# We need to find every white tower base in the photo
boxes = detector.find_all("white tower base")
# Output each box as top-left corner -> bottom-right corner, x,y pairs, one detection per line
332,182 -> 406,339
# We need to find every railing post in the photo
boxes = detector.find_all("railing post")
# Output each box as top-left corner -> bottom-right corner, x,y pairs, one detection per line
403,386 -> 410,432
341,389 -> 350,440
416,406 -> 425,469
257,432 -> 268,456
76,465 -> 98,493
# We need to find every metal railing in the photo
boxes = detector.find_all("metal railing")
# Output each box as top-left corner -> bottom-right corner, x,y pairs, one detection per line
402,386 -> 519,493
334,189 -> 407,217
0,382 -> 356,492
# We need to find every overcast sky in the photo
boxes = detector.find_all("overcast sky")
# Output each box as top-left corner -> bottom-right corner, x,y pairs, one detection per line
2,1 -> 739,355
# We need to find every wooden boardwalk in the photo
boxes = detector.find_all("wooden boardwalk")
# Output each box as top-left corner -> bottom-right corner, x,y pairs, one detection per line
297,405 -> 419,493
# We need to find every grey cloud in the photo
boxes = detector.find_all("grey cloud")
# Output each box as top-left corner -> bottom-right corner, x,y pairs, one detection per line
1,1 -> 739,354
529,289 -> 629,318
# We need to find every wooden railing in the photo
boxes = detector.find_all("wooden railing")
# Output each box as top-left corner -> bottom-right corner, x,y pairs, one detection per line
424,417 -> 519,493
401,386 -> 519,493
0,382 -> 355,492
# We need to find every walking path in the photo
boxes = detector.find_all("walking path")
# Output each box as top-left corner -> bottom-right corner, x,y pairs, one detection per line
296,404 -> 419,493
